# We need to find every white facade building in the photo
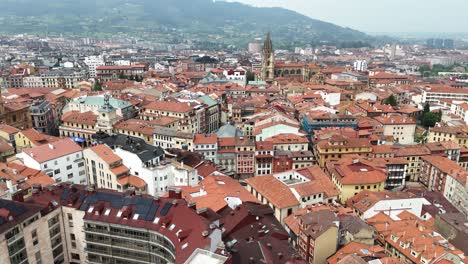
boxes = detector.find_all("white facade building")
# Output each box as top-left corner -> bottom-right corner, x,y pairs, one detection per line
360,197 -> 431,220
84,55 -> 105,78
354,60 -> 368,72
17,138 -> 86,184
223,68 -> 247,87
115,148 -> 199,197
23,76 -> 44,88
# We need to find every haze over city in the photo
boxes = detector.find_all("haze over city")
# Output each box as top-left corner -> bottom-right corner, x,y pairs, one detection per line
232,0 -> 468,35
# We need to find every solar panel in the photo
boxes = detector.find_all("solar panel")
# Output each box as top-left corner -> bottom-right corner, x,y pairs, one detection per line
0,200 -> 27,216
141,203 -> 160,221
60,188 -> 71,200
78,193 -> 86,202
159,203 -> 172,216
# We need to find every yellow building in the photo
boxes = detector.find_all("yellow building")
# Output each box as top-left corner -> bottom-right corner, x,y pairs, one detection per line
114,119 -> 155,144
314,135 -> 373,167
14,128 -> 60,152
428,125 -> 468,148
325,156 -> 387,204
59,111 -> 98,147
0,123 -> 20,145
297,210 -> 339,264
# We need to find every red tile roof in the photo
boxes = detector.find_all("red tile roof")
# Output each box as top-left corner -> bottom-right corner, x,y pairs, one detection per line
326,156 -> 388,185
23,138 -> 83,163
180,175 -> 258,213
374,115 -> 416,125
89,144 -> 122,165
144,101 -> 194,113
193,134 -> 218,145
19,128 -> 60,146
61,111 -> 98,126
117,175 -> 146,188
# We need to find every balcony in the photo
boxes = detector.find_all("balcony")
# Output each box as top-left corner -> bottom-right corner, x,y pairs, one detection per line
7,233 -> 24,245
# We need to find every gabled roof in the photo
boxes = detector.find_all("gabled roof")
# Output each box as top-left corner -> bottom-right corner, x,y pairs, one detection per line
23,138 -> 83,163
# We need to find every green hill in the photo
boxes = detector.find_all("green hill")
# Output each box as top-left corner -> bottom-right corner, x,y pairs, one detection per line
0,0 -> 371,48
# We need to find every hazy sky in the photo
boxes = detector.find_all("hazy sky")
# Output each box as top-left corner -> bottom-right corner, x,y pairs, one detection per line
231,0 -> 467,34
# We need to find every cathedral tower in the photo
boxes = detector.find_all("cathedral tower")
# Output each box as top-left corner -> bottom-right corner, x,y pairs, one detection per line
261,32 -> 275,80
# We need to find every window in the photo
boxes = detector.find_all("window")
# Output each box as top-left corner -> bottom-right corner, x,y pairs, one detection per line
35,251 -> 42,263
78,162 -> 84,167
68,173 -> 73,179
54,169 -> 60,175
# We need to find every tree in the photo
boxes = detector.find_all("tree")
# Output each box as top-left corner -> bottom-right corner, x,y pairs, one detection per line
421,112 -> 439,127
415,130 -> 428,144
384,95 -> 397,106
93,81 -> 102,91
423,102 -> 430,114
420,109 -> 442,128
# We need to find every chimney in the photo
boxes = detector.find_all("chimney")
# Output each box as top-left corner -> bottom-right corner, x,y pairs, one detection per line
5,179 -> 13,192
187,201 -> 196,210
168,187 -> 182,199
32,183 -> 42,192
196,208 -> 208,217
86,185 -> 95,194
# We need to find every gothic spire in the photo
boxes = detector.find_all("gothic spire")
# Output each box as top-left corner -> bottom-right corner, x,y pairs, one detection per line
263,32 -> 273,53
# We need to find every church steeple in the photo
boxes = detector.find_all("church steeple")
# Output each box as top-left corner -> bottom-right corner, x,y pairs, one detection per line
263,32 -> 273,53
261,32 -> 275,81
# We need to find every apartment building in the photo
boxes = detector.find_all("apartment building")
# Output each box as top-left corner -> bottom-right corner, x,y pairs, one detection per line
153,126 -> 194,151
83,144 -> 146,193
297,210 -> 339,264
314,135 -> 373,168
0,184 -> 226,264
367,211 -> 464,264
374,115 -> 417,145
143,101 -> 203,134
347,190 -> 431,220
245,165 -> 338,224
17,138 -> 87,184
325,156 -> 387,204
265,133 -> 309,152
29,99 -> 55,135
96,64 -> 148,82
94,133 -> 198,197
428,125 -> 468,148
193,134 -> 218,162
422,85 -> 468,104
0,198 -> 72,264
255,141 -> 274,176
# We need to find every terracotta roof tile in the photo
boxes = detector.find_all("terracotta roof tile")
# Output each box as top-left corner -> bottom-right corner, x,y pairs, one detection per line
23,138 -> 82,163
